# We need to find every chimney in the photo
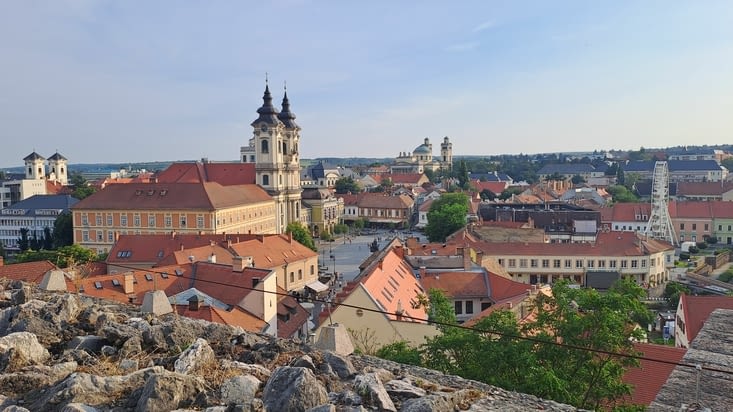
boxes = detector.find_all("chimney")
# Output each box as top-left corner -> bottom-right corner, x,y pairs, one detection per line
232,256 -> 246,272
180,244 -> 184,251
508,302 -> 513,309
171,231 -> 176,239
123,272 -> 134,294
394,245 -> 404,258
188,294 -> 201,311
0,256 -> 3,266
378,259 -> 383,270
258,234 -> 265,243
227,238 -> 232,248
288,232 -> 293,244
208,253 -> 216,263
463,249 -> 471,270
114,231 -> 120,242
419,266 -> 426,279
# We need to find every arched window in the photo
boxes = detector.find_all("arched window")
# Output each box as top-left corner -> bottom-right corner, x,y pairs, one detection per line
262,174 -> 269,186
261,139 -> 269,153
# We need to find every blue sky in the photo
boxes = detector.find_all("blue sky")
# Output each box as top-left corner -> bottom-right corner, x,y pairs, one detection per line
1,1 -> 732,168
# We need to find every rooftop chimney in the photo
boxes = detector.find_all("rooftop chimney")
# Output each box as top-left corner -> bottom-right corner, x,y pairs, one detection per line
123,272 -> 134,294
171,231 -> 176,239
463,248 -> 472,270
208,253 -> 216,263
232,256 -> 246,272
419,266 -> 426,279
188,294 -> 201,311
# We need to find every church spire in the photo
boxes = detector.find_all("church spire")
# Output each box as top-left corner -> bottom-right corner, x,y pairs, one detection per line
251,79 -> 281,126
278,82 -> 299,129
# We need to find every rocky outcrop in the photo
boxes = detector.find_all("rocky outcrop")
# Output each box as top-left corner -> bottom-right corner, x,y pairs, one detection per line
0,279 -> 580,411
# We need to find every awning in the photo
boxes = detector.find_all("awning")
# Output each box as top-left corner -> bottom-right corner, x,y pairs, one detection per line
306,280 -> 329,293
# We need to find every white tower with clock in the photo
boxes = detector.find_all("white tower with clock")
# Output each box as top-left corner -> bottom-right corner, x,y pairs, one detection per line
251,82 -> 302,234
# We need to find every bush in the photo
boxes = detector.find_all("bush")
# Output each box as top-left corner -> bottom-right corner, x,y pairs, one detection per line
705,236 -> 718,244
688,246 -> 699,254
696,242 -> 708,250
719,271 -> 733,283
376,341 -> 422,366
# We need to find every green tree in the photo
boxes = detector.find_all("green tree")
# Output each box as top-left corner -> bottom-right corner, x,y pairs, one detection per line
42,227 -> 54,250
571,174 -> 586,185
53,211 -> 74,248
498,186 -> 525,201
353,218 -> 366,233
15,244 -> 99,268
616,164 -> 625,185
663,282 -> 690,309
18,228 -> 30,252
607,185 -> 639,203
455,160 -> 470,189
333,223 -> 349,235
376,341 -> 422,366
424,193 -> 468,242
0,242 -> 6,259
69,171 -> 96,199
379,177 -> 393,193
285,222 -> 317,251
334,176 -> 360,194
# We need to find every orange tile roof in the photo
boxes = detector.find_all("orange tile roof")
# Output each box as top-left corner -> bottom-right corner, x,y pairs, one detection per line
382,173 -> 426,185
108,234 -> 235,265
420,271 -> 488,298
418,199 -> 434,212
72,182 -> 271,211
353,248 -> 427,322
668,201 -> 713,219
0,260 -> 58,283
620,343 -> 687,407
191,262 -> 273,307
156,162 -> 256,186
472,181 -> 508,194
677,181 -> 733,196
608,203 -> 652,221
487,272 -> 533,301
78,264 -> 192,303
277,287 -> 310,339
679,294 -> 733,344
358,193 -> 414,209
710,200 -> 733,218
228,234 -> 318,269
175,304 -> 266,332
472,231 -> 673,257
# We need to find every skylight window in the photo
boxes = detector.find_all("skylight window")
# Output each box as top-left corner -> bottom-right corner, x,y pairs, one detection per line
111,279 -> 121,287
94,281 -> 103,289
145,273 -> 153,281
161,272 -> 169,279
174,269 -> 183,276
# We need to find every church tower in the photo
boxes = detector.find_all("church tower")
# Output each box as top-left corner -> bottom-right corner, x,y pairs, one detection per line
23,152 -> 46,180
440,136 -> 453,171
251,82 -> 302,234
47,151 -> 68,185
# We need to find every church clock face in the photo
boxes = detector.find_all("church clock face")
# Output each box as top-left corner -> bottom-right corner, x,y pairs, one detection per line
261,125 -> 268,132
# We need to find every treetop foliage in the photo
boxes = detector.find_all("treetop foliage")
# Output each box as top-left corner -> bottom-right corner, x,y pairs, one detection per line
424,193 -> 468,242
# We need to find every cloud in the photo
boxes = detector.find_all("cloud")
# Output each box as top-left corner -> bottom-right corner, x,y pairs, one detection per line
445,42 -> 479,52
472,20 -> 496,33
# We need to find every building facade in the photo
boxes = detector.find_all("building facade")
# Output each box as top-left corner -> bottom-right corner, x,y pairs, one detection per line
0,195 -> 78,252
391,137 -> 453,174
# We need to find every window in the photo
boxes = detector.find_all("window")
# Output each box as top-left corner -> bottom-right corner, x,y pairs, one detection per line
704,224 -> 709,232
120,215 -> 127,227
133,214 -> 141,227
180,216 -> 187,228
598,260 -> 606,268
261,139 -> 269,153
609,260 -> 617,268
289,272 -> 294,283
680,223 -> 685,230
692,223 -> 697,230
310,265 -> 315,275
631,260 -> 638,268
465,301 -> 474,314
108,232 -> 114,242
454,301 -> 463,315
498,258 -> 505,266
587,260 -> 595,268
621,260 -> 628,268
641,259 -> 647,268
530,259 -> 538,268
95,214 -> 102,226
262,175 -> 269,186
520,259 -> 527,268
541,259 -> 549,268
165,215 -> 172,228
564,259 -> 572,268
508,259 -> 516,268
719,225 -> 723,231
298,269 -> 302,280
197,215 -> 204,228
148,214 -> 156,227
576,259 -> 583,268
553,259 -> 561,268
82,231 -> 89,242
106,214 -> 113,226
81,214 -> 89,226
97,232 -> 103,242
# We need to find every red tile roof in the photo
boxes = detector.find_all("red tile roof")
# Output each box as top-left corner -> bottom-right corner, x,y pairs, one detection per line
471,181 -> 508,195
228,234 -> 318,270
108,234 -> 236,266
156,162 -> 256,186
72,182 -> 272,211
677,181 -> 733,196
487,272 -> 533,301
0,260 -> 57,283
620,343 -> 687,407
420,271 -> 488,298
175,304 -> 266,332
357,193 -> 414,209
276,287 -> 310,339
679,294 -> 733,344
668,201 -> 713,219
607,203 -> 652,222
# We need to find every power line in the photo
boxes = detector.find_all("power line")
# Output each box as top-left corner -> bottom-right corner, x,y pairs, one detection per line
103,262 -> 733,376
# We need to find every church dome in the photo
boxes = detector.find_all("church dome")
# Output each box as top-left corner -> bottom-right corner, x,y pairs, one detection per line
413,144 -> 431,154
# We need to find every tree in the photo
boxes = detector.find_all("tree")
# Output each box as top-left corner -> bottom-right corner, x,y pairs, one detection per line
455,160 -> 470,189
379,177 -> 393,193
42,227 -> 54,250
0,242 -> 5,259
663,282 -> 690,309
15,244 -> 99,268
53,211 -> 74,248
571,174 -> 586,185
353,218 -> 366,233
18,228 -> 30,252
417,280 -> 652,410
333,223 -> 349,235
285,222 -> 317,251
424,193 -> 468,242
479,189 -> 496,201
498,187 -> 524,201
334,177 -> 360,194
607,185 -> 639,203
376,341 -> 421,366
69,171 -> 96,200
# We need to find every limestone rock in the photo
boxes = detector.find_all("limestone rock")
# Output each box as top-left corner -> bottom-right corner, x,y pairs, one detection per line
221,360 -> 272,381
322,351 -> 356,379
0,332 -> 50,372
262,366 -> 329,412
292,354 -> 316,371
66,336 -> 109,354
174,338 -> 215,374
60,404 -> 100,412
353,372 -> 396,412
135,371 -> 207,412
220,374 -> 260,405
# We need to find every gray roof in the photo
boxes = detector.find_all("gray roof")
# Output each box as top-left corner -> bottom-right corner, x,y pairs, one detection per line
277,91 -> 300,130
413,144 -> 431,154
47,152 -> 67,161
537,164 -> 596,174
4,194 -> 79,215
469,172 -> 513,182
23,151 -> 45,162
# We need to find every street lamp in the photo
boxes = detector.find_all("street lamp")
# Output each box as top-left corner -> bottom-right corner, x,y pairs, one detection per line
330,254 -> 336,278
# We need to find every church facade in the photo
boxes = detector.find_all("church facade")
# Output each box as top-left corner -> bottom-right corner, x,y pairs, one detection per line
391,137 -> 453,174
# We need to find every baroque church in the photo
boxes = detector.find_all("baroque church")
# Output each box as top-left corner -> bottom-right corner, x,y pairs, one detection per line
391,136 -> 453,174
240,83 -> 303,234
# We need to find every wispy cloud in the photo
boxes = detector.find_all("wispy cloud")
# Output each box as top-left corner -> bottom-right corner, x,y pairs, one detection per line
445,42 -> 479,52
472,20 -> 496,33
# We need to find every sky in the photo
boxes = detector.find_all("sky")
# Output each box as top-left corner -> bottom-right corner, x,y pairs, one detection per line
1,0 -> 732,168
